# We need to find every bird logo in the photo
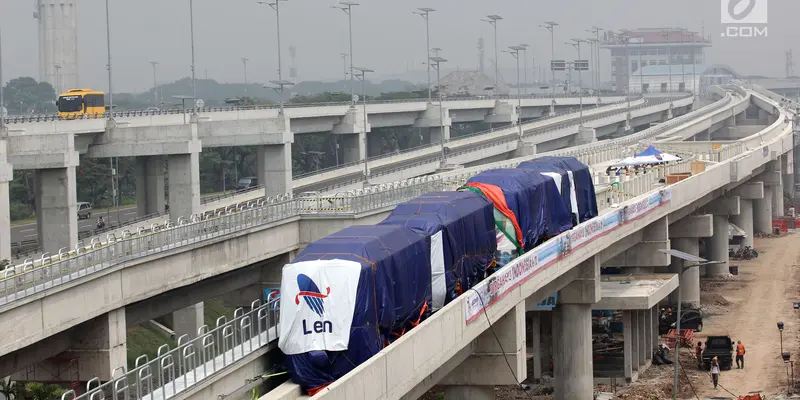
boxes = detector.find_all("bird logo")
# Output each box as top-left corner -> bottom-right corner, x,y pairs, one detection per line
294,274 -> 330,317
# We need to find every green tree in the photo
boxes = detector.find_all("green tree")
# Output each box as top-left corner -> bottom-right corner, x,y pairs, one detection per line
2,77 -> 57,115
0,380 -> 24,400
24,382 -> 64,400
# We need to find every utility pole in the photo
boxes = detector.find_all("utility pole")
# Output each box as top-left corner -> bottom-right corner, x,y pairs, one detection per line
189,0 -> 197,115
0,28 -> 4,132
505,46 -> 525,139
105,0 -> 114,118
481,15 -> 503,95
520,44 -> 530,96
541,21 -> 559,114
414,7 -> 435,102
241,57 -> 249,91
150,61 -> 159,104
333,2 -> 359,106
340,53 -> 349,83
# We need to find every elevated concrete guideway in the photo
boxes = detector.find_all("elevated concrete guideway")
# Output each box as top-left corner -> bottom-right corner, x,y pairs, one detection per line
5,95 -> 628,137
6,96 -> 687,263
0,86 -> 753,395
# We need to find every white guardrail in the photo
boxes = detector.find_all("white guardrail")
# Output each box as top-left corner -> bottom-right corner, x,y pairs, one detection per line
37,87 -> 751,400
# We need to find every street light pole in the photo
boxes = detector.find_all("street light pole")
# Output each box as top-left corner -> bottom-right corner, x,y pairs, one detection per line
568,39 -> 585,125
541,21 -> 558,114
241,57 -> 249,91
189,0 -> 197,115
0,28 -> 4,132
333,2 -> 359,106
414,8 -> 435,103
53,65 -> 61,95
520,44 -> 530,96
105,0 -> 114,118
481,15 -> 503,95
505,46 -> 525,140
150,61 -> 159,104
353,66 -> 373,185
590,26 -> 603,100
429,56 -> 447,167
340,53 -> 349,83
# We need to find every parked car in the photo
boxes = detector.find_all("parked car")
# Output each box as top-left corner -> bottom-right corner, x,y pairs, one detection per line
658,308 -> 703,335
77,202 -> 92,219
235,177 -> 258,191
701,335 -> 734,370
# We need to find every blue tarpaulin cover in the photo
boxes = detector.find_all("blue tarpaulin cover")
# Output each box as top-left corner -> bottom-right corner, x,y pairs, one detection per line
284,224 -> 431,393
465,168 -> 573,250
380,191 -> 497,304
525,156 -> 598,222
515,161 -> 575,223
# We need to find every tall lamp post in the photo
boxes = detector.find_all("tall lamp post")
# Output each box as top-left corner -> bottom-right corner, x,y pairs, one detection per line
589,26 -> 603,100
332,2 -> 359,106
659,249 -> 721,400
481,15 -> 503,95
352,66 -> 373,185
568,39 -> 586,123
340,53 -> 349,83
504,46 -> 525,140
429,56 -> 447,167
241,57 -> 249,92
540,21 -> 558,114
413,7 -> 435,102
188,0 -> 197,116
104,0 -> 114,119
520,44 -> 530,96
150,61 -> 159,104
258,0 -> 288,104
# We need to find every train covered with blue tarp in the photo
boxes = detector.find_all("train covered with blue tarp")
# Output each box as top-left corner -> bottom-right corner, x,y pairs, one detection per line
278,224 -> 432,395
278,156 -> 597,395
520,156 -> 598,222
460,168 -> 573,256
379,191 -> 497,308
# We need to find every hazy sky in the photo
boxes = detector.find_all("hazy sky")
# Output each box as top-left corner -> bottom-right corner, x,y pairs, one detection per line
2,0 -> 797,92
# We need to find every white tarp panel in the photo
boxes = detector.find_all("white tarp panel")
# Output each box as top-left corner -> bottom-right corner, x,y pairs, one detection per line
430,230 -> 446,311
566,170 -> 579,222
278,259 -> 361,355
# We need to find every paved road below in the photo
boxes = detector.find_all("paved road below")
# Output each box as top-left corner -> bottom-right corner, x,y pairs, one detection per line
10,206 -> 139,245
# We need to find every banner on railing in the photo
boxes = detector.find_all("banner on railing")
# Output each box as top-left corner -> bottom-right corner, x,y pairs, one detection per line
464,188 -> 671,324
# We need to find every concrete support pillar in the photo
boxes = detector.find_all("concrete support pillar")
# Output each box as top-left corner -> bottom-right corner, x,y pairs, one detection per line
637,310 -> 647,368
65,308 -> 127,381
541,312 -> 553,376
623,310 -> 635,382
514,140 -> 537,158
339,133 -> 365,165
0,140 -> 10,261
166,302 -> 204,341
443,386 -> 494,400
167,152 -> 201,221
257,144 -> 292,197
134,155 -> 165,216
754,187 -> 773,234
531,312 -> 542,381
707,215 -> 730,277
484,101 -> 518,124
645,308 -> 655,361
772,183 -> 784,218
573,126 -> 597,146
553,303 -> 592,399
731,199 -> 754,248
35,167 -> 78,254
668,237 -> 700,307
552,256 -> 598,399
413,104 -> 452,146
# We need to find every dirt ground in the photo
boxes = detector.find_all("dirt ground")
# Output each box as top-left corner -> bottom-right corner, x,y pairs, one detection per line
614,233 -> 800,399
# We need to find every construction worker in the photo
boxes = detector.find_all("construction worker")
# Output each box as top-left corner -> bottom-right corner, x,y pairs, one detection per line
710,357 -> 720,389
696,341 -> 703,369
736,340 -> 746,369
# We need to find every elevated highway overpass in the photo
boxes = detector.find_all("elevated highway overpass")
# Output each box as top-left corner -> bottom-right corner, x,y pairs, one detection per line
0,86 -> 766,398
7,95 -> 688,263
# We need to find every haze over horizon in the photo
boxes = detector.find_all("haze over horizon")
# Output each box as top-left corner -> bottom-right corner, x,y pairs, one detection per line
2,0 -> 796,93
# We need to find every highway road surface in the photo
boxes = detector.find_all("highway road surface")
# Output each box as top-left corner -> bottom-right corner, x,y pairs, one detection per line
10,206 -> 140,246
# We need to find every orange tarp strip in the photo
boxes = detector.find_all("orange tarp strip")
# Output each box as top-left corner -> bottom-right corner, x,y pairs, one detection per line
463,182 -> 524,247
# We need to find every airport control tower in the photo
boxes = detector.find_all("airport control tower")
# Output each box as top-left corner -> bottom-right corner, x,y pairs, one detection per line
33,0 -> 78,93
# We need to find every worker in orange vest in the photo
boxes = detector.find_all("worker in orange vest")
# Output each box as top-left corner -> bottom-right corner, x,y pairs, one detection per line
736,340 -> 746,369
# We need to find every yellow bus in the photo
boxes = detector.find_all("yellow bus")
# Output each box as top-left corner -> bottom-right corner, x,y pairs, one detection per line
56,89 -> 106,119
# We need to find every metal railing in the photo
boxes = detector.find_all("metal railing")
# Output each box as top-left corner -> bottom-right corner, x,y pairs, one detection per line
0,91 -> 726,305
2,93 -> 628,125
59,297 -> 280,400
